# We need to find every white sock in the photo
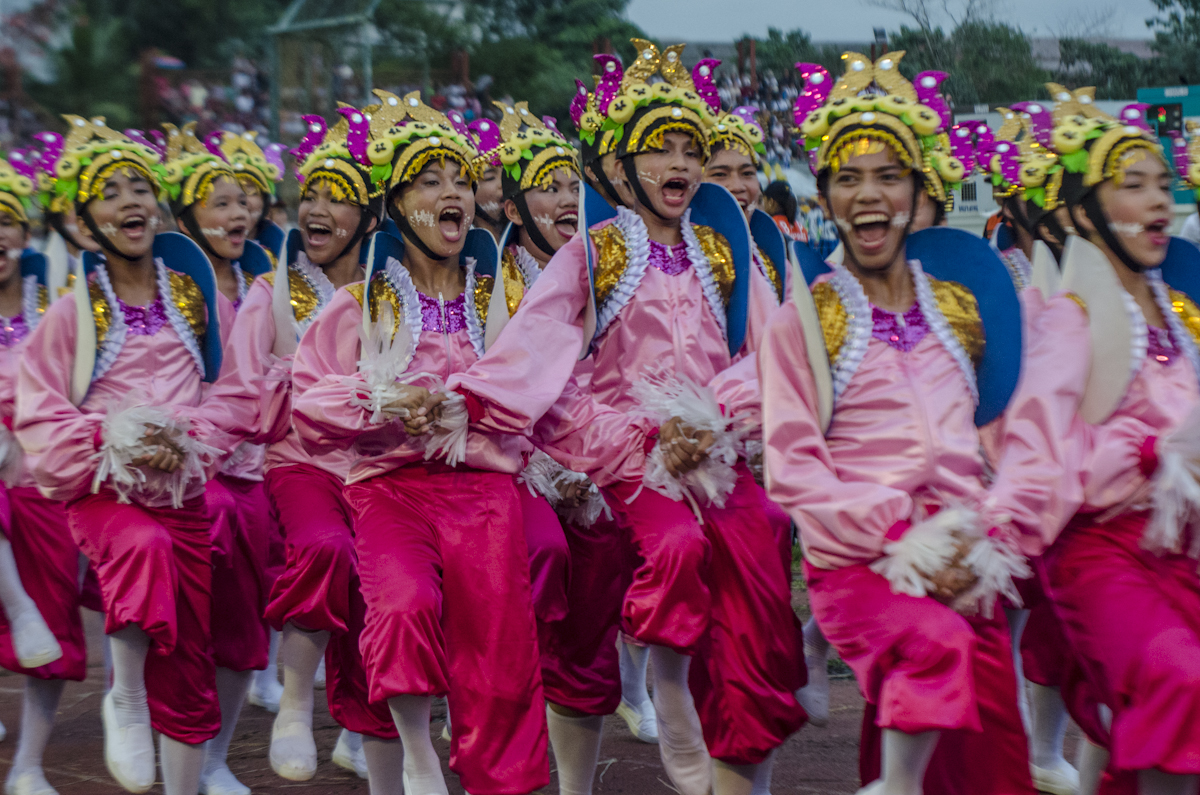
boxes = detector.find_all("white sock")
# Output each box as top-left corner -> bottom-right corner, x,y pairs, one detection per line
108,625 -> 151,729
363,736 -> 405,795
547,706 -> 603,795
0,538 -> 60,667
10,677 -> 64,777
204,668 -> 252,775
1028,683 -> 1071,770
713,759 -> 756,795
797,616 -> 831,725
160,734 -> 205,795
650,645 -> 710,795
618,635 -> 651,706
750,748 -> 777,795
254,629 -> 282,693
877,729 -> 938,795
1076,738 -> 1108,795
1139,771 -> 1200,795
277,623 -> 328,720
1004,607 -> 1031,735
389,695 -> 448,795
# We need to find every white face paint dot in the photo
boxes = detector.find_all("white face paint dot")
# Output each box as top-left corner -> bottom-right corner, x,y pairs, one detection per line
921,76 -> 936,87
851,60 -> 866,71
879,59 -> 893,70
811,73 -> 824,84
352,114 -> 363,123
699,65 -> 710,76
861,112 -> 876,123
672,108 -> 683,117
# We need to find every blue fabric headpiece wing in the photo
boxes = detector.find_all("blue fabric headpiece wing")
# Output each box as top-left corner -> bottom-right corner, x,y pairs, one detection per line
237,239 -> 274,278
19,249 -> 47,286
687,182 -> 751,355
1158,237 -> 1200,302
792,240 -> 832,286
256,220 -> 286,264
905,226 -> 1022,427
749,208 -> 788,302
152,231 -> 223,382
80,249 -> 101,278
993,220 -> 1015,252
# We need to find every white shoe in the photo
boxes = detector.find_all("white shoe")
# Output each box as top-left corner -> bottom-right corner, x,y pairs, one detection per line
101,692 -> 156,794
5,769 -> 58,795
440,723 -> 451,742
854,783 -> 885,795
332,730 -> 368,779
615,698 -> 659,744
314,658 -> 326,689
796,643 -> 831,728
269,713 -> 317,782
198,765 -> 250,795
11,610 -> 62,670
247,676 -> 282,713
1032,758 -> 1081,795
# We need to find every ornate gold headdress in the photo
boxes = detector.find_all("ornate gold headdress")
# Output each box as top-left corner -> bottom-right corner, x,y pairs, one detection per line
0,156 -> 35,224
471,101 -> 580,200
290,108 -> 386,214
707,106 -> 767,165
158,121 -> 237,213
45,116 -> 163,210
208,130 -> 285,196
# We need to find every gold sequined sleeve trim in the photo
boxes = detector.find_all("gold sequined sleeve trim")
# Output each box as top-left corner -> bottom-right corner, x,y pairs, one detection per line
812,282 -> 846,364
759,248 -> 783,302
500,251 -> 525,317
168,271 -> 208,339
589,225 -> 627,307
37,285 -> 48,313
1169,289 -> 1200,350
89,279 -> 111,346
475,275 -> 495,327
1065,292 -> 1088,317
288,268 -> 319,324
693,224 -> 735,305
931,279 -> 985,366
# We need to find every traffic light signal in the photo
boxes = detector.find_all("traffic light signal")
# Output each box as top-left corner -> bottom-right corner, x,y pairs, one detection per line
1148,103 -> 1183,134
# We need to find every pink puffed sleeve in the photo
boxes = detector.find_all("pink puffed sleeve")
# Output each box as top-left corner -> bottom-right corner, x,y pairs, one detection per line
199,278 -> 293,445
740,260 -> 780,356
290,288 -> 383,454
531,374 -> 654,487
982,293 -> 1090,554
1074,414 -> 1158,512
759,299 -> 915,569
707,353 -> 760,437
445,232 -> 590,434
13,296 -> 105,502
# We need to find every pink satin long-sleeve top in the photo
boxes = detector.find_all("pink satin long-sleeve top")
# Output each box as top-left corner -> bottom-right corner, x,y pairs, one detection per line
206,275 -> 267,482
447,209 -> 773,459
15,274 -> 214,505
0,277 -> 49,489
199,276 -> 354,482
289,260 -> 525,484
760,261 -> 1086,571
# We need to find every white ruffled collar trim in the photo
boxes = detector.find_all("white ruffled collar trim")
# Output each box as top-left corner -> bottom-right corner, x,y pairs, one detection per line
93,258 -> 205,381
1146,268 -> 1200,387
21,274 -> 40,333
292,250 -> 336,333
511,244 -> 542,290
826,259 -> 977,405
462,257 -> 485,358
378,255 -> 424,373
232,262 -> 248,304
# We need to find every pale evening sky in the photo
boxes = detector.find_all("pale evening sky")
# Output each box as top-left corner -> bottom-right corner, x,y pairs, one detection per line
625,0 -> 1162,42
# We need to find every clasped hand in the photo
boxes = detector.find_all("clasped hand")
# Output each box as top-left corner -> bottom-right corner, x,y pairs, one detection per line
659,416 -> 715,478
130,427 -> 185,474
928,535 -> 979,605
384,387 -> 448,437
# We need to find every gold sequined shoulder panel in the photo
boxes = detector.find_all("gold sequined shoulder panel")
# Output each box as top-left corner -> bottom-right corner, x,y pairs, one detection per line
588,224 -> 627,307
260,271 -> 276,288
500,251 -> 526,317
346,282 -> 366,307
475,274 -> 495,327
759,248 -> 783,303
88,278 -> 111,346
168,271 -> 207,340
930,278 -> 984,366
1169,289 -> 1200,349
287,267 -> 319,324
811,282 -> 846,364
693,224 -> 735,305
37,285 -> 48,313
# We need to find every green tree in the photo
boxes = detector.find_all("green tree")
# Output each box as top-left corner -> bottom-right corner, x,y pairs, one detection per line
1150,0 -> 1200,84
27,12 -> 139,126
753,27 -> 842,81
1056,39 -> 1165,98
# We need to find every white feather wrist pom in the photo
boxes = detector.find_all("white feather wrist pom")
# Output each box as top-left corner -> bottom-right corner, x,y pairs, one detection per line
423,391 -> 468,468
953,531 -> 1032,618
632,368 -> 745,508
869,507 -> 977,598
1145,406 -> 1200,557
519,450 -> 610,527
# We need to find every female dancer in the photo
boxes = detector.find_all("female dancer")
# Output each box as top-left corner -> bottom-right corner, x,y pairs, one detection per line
763,54 -> 1064,795
16,116 -> 227,795
1038,102 -> 1200,795
289,89 -> 547,795
444,40 -> 804,795
197,109 -> 398,787
0,155 -> 78,795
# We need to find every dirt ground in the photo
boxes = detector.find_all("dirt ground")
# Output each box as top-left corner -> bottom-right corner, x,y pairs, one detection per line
0,583 -> 1077,794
